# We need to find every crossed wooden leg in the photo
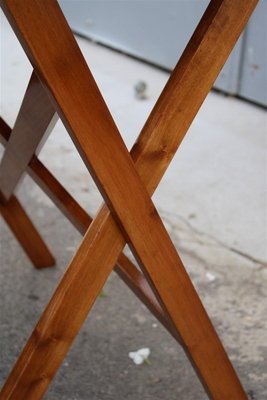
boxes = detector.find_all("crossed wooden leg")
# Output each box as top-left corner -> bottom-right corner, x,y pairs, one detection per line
0,72 -> 57,268
0,0 -> 258,398
0,116 -> 179,341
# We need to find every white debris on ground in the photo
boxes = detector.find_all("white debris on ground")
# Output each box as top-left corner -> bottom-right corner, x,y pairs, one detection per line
206,272 -> 216,282
128,348 -> 150,365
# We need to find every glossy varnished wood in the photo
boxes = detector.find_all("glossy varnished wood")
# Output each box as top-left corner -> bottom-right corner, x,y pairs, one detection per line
0,194 -> 55,268
0,0 -> 258,399
0,72 -> 57,201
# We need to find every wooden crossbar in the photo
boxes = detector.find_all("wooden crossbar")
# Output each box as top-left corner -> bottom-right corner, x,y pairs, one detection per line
0,0 -> 258,399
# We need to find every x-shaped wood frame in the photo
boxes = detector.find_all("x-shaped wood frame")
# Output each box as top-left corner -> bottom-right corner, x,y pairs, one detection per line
0,0 -> 258,398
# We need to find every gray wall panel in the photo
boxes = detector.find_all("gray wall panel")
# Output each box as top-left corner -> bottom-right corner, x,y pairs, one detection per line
239,1 -> 267,105
59,0 -> 266,106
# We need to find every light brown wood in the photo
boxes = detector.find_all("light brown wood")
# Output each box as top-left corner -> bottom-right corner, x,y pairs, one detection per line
30,152 -> 180,339
0,72 -> 57,201
0,0 -> 258,399
0,116 -> 177,341
0,194 -> 55,268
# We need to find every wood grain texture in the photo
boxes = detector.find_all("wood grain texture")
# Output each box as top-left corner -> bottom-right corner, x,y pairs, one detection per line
29,154 -> 180,340
0,0 -> 258,399
0,72 -> 57,201
0,195 -> 55,268
0,117 -> 177,341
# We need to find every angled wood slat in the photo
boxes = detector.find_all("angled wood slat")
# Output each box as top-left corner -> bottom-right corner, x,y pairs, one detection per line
0,71 -> 57,201
0,194 -> 55,268
0,117 -> 178,342
0,0 -> 258,399
29,157 -> 179,341
0,72 -> 56,268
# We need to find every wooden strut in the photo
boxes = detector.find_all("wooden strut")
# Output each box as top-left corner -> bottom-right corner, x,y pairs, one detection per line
0,194 -> 55,268
0,71 -> 57,268
0,71 -> 57,201
0,0 -> 258,399
0,116 -> 180,344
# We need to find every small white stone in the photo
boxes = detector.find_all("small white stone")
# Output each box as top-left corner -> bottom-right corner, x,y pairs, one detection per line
206,272 -> 216,282
128,348 -> 151,365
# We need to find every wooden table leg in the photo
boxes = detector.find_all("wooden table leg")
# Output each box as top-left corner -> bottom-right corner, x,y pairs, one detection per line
0,71 -> 57,202
0,0 -> 258,399
0,116 -> 178,341
0,72 -> 57,267
0,195 -> 55,268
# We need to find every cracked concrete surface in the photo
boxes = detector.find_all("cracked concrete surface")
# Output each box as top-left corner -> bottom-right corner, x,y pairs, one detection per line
1,11 -> 267,400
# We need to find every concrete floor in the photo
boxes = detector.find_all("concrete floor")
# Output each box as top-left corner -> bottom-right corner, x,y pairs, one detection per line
1,11 -> 267,400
